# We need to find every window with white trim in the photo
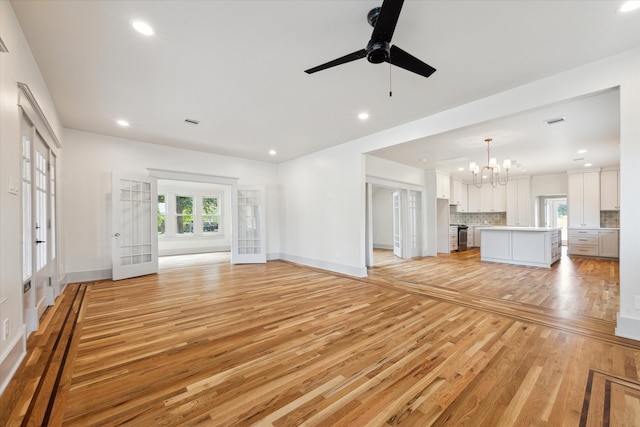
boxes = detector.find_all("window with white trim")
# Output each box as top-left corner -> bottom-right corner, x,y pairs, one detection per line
176,195 -> 194,235
202,195 -> 221,233
158,194 -> 167,235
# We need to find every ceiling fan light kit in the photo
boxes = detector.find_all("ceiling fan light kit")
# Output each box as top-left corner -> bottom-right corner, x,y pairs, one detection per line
470,138 -> 511,188
305,0 -> 436,79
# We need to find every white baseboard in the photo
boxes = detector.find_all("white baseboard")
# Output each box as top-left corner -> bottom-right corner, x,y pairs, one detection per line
373,244 -> 394,250
616,313 -> 640,341
66,269 -> 112,283
0,325 -> 26,395
159,246 -> 231,257
277,253 -> 367,278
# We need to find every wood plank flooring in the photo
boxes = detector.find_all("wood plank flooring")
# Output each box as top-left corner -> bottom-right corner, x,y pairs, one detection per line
2,249 -> 638,426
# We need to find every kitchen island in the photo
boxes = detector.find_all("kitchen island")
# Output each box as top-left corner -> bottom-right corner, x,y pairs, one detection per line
481,227 -> 561,268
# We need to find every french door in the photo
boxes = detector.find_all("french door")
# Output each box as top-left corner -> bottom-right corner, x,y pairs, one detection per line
33,135 -> 51,318
22,112 -> 57,332
392,191 -> 402,258
231,185 -> 266,264
111,174 -> 158,280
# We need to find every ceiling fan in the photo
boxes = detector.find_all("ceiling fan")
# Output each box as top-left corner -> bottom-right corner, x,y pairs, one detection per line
305,0 -> 436,79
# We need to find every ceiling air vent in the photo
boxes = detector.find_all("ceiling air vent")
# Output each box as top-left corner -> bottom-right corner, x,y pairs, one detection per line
184,118 -> 200,125
545,116 -> 565,125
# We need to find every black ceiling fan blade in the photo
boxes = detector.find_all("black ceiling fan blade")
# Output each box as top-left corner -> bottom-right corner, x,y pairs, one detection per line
388,45 -> 436,78
371,0 -> 405,43
305,49 -> 367,74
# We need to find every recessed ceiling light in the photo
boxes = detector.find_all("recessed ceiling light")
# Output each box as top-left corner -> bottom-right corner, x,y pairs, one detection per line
269,150 -> 277,156
585,163 -> 593,167
116,119 -> 130,127
577,149 -> 587,154
458,167 -> 464,171
358,112 -> 369,120
619,1 -> 640,13
132,20 -> 154,36
420,158 -> 428,162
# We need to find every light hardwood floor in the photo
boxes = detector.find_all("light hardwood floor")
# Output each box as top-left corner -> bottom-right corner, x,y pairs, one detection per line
2,249 -> 638,426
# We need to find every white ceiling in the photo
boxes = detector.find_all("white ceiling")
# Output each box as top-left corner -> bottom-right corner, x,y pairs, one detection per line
10,1 -> 640,175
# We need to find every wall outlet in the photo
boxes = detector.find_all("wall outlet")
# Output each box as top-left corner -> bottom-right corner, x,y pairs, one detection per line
635,295 -> 640,310
2,319 -> 8,340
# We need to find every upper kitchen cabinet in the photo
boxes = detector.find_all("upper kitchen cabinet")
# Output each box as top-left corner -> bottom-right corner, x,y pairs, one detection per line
568,171 -> 600,227
436,173 -> 450,199
450,178 -> 468,211
468,185 -> 481,212
506,177 -> 531,226
480,184 -> 506,212
600,169 -> 620,211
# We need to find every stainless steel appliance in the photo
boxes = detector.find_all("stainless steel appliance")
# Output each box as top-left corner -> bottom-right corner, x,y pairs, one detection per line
457,225 -> 468,251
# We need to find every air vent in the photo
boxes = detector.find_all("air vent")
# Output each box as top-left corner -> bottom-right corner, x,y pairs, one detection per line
184,118 -> 200,125
545,116 -> 565,125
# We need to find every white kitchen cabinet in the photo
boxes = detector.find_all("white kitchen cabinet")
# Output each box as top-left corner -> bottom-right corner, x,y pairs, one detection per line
600,169 -> 620,211
449,226 -> 458,251
568,171 -> 600,227
436,173 -> 450,199
468,185 -> 481,212
568,228 -> 619,258
480,184 -> 506,212
598,230 -> 619,258
506,177 -> 531,226
467,226 -> 475,247
480,227 -> 561,268
450,178 -> 467,211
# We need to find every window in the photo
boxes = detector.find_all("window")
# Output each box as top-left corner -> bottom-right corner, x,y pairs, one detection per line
158,194 -> 166,235
202,196 -> 220,233
176,195 -> 194,234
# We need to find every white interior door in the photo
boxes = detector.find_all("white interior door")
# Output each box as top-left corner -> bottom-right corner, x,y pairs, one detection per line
33,134 -> 50,319
112,174 -> 158,281
231,185 -> 266,264
392,191 -> 402,258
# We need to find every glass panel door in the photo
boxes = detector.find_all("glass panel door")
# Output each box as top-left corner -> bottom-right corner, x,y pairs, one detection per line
392,191 -> 402,258
112,174 -> 158,280
231,186 -> 266,264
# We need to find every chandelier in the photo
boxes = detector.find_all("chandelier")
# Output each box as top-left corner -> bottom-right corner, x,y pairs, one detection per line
469,138 -> 511,188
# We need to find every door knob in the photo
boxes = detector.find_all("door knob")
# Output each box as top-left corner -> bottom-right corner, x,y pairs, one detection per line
114,233 -> 120,237
35,239 -> 45,244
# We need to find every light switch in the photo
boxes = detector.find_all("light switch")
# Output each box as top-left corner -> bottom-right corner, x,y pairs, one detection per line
8,176 -> 19,196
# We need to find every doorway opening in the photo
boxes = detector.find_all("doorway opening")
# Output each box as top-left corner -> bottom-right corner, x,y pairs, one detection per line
367,182 -> 422,267
543,196 -> 568,245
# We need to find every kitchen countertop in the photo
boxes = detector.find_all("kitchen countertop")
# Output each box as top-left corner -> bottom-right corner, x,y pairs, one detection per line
481,227 -> 562,232
568,227 -> 619,230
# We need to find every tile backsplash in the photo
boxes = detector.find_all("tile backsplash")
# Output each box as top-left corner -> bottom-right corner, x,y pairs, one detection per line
600,210 -> 620,228
451,209 -> 620,228
450,211 -> 506,226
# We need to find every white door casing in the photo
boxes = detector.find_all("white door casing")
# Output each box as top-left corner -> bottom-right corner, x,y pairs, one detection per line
231,185 -> 266,264
111,174 -> 158,281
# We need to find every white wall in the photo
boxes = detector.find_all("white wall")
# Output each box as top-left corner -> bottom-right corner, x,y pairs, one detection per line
0,0 -> 63,392
372,187 -> 393,249
531,173 -> 568,197
278,144 -> 366,276
366,155 -> 424,186
61,129 -> 280,281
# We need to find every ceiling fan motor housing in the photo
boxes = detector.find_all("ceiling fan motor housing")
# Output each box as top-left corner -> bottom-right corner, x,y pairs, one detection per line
366,40 -> 390,64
